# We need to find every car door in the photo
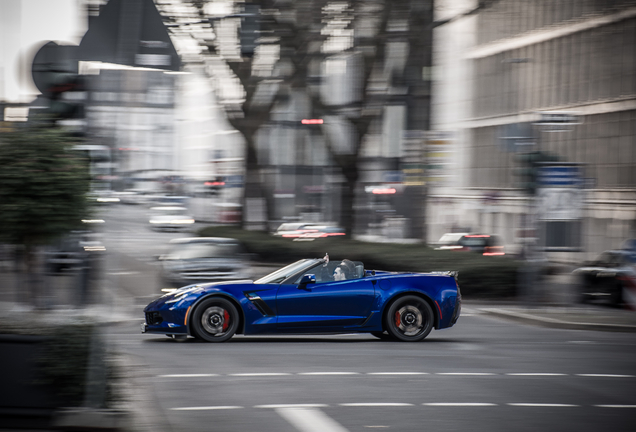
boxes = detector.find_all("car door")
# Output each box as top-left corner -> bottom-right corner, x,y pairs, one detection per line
275,277 -> 376,329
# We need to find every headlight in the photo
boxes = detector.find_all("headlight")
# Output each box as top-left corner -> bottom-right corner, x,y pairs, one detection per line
164,286 -> 200,303
165,293 -> 189,304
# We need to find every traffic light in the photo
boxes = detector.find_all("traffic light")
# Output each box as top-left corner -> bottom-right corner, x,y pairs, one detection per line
46,73 -> 86,125
513,151 -> 560,195
30,41 -> 86,133
239,4 -> 260,57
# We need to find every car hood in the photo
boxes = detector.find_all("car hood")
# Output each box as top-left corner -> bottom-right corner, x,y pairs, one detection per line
144,280 -> 255,311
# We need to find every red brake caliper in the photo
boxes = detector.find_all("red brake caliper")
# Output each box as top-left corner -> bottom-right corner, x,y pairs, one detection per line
395,311 -> 401,327
222,310 -> 230,331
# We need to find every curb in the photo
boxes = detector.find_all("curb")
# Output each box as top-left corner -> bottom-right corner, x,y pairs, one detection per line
480,308 -> 636,333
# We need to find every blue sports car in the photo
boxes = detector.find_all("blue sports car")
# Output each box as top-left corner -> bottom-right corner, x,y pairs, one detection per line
142,255 -> 461,342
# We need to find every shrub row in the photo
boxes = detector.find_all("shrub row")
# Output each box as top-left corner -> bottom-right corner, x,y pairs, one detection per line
197,226 -> 521,298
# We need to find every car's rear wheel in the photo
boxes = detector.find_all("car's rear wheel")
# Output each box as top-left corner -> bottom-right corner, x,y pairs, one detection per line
191,297 -> 239,342
385,295 -> 434,342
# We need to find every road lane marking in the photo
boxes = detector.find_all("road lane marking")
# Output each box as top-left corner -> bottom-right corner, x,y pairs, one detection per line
159,374 -> 219,378
257,404 -> 329,409
171,406 -> 243,410
169,403 -> 636,411
508,403 -> 578,407
576,374 -> 634,378
230,373 -> 292,377
594,405 -> 636,408
423,403 -> 497,407
339,403 -> 414,407
276,407 -> 350,432
155,372 -> 634,379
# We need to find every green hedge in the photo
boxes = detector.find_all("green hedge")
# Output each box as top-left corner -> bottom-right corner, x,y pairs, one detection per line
0,317 -> 118,408
197,226 -> 521,298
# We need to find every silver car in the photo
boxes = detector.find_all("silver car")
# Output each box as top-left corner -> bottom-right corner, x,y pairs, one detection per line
158,237 -> 250,288
149,206 -> 195,231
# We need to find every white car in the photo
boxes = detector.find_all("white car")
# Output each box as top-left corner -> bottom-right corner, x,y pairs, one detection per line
433,233 -> 469,250
149,206 -> 195,231
273,222 -> 338,238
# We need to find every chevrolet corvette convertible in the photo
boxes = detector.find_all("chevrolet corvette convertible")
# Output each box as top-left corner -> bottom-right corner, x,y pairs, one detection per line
142,256 -> 461,342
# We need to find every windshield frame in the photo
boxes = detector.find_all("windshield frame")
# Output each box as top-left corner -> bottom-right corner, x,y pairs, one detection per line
254,259 -> 323,285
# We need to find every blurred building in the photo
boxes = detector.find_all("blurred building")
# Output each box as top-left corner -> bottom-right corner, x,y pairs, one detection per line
85,66 -> 177,180
431,0 -> 636,261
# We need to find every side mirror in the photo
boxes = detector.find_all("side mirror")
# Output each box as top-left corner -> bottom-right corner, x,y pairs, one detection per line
365,270 -> 375,277
299,274 -> 316,289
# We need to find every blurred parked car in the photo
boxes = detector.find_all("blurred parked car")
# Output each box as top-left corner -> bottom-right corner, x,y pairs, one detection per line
87,189 -> 120,204
433,232 -> 470,250
292,225 -> 346,241
273,222 -> 341,239
116,190 -> 150,205
459,234 -> 505,256
45,231 -> 105,273
573,250 -> 636,307
149,195 -> 190,207
149,206 -> 195,231
434,233 -> 504,256
272,222 -> 316,237
158,237 -> 250,288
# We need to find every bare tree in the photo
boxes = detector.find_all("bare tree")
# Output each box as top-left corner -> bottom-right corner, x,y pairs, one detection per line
159,0 -> 434,236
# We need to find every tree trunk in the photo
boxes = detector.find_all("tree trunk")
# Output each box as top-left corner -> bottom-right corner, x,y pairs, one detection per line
241,132 -> 269,231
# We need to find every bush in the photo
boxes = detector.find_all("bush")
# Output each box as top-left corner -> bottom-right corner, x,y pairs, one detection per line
0,315 -> 118,409
197,226 -> 521,298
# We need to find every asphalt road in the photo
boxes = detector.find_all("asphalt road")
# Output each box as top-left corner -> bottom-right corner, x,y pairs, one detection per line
99,204 -> 636,432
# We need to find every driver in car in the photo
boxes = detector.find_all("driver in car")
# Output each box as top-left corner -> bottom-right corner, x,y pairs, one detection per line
334,259 -> 355,281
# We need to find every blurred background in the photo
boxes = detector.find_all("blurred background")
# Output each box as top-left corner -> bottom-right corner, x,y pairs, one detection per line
2,0 -> 635,260
2,2 -> 636,431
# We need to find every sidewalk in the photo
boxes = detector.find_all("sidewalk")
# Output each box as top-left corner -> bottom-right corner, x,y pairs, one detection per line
464,268 -> 636,333
467,302 -> 636,333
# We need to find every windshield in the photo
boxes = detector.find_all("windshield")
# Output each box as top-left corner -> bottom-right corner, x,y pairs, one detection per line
594,252 -> 630,268
166,243 -> 240,260
254,259 -> 319,284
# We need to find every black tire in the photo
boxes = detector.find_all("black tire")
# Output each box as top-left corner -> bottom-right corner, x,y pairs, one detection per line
384,295 -> 434,342
611,283 -> 624,308
191,297 -> 239,342
370,331 -> 394,341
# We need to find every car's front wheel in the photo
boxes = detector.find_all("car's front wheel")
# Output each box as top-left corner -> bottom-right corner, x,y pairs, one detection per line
370,331 -> 393,340
385,295 -> 434,342
191,297 -> 239,342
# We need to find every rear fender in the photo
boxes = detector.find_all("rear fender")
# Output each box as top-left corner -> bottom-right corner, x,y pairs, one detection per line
381,292 -> 440,330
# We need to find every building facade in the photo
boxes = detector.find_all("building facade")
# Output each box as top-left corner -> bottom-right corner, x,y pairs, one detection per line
431,0 -> 636,261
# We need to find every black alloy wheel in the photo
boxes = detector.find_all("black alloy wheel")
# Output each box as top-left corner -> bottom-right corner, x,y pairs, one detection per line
191,297 -> 239,342
385,295 -> 434,342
